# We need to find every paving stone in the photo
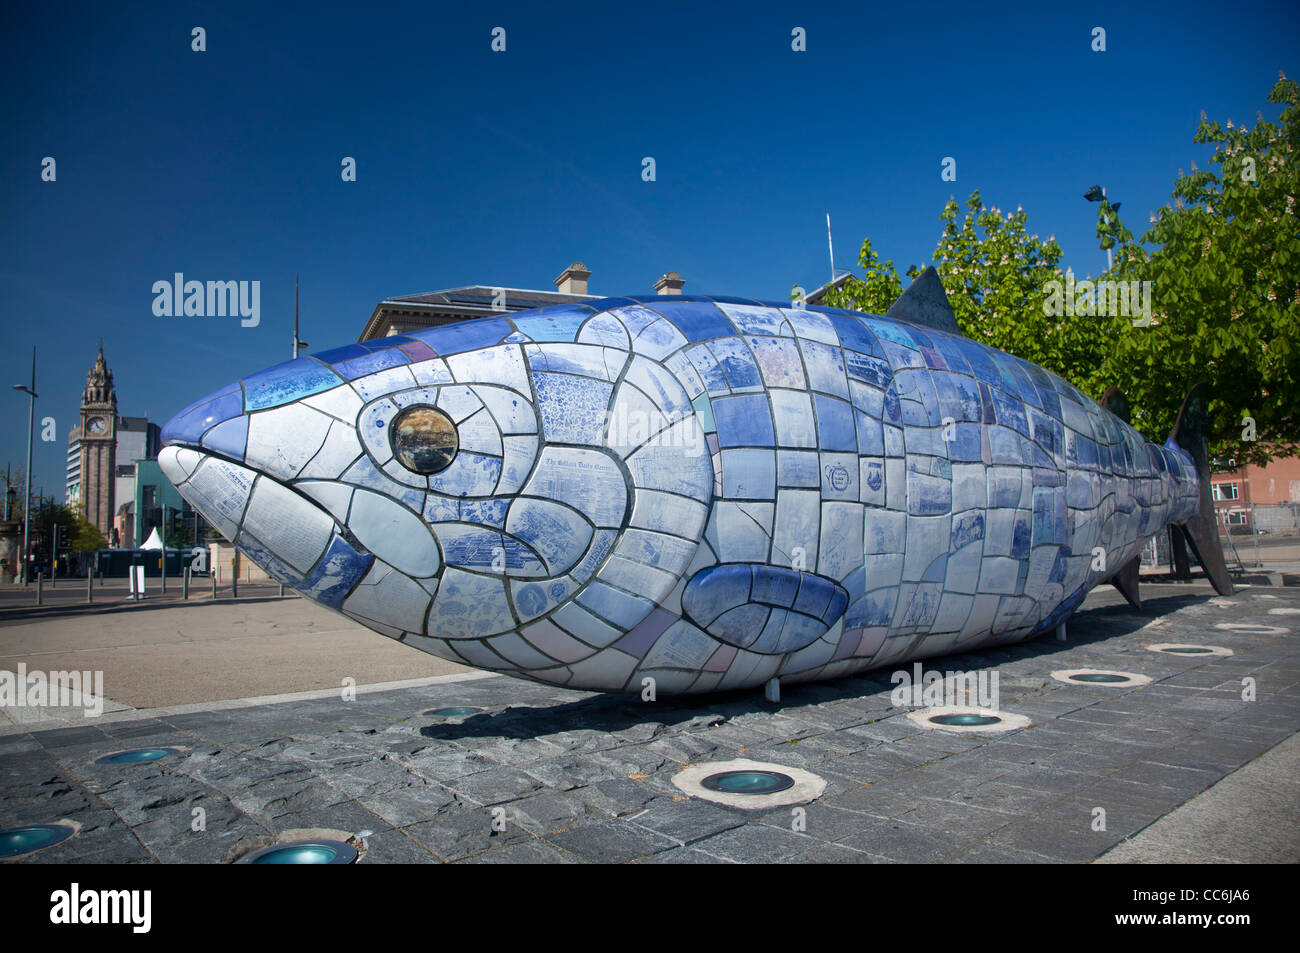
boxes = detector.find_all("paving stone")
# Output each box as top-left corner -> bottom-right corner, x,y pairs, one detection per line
504,790 -> 611,835
689,822 -> 814,863
546,818 -> 677,863
355,781 -> 456,826
831,815 -> 971,861
404,805 -> 531,861
982,804 -> 1129,861
460,839 -> 579,863
789,842 -> 892,863
633,845 -> 735,863
626,798 -> 748,845
445,766 -> 547,806
355,828 -> 439,863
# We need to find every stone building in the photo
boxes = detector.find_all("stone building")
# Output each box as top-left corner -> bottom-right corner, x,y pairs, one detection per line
70,347 -> 118,540
359,263 -> 686,342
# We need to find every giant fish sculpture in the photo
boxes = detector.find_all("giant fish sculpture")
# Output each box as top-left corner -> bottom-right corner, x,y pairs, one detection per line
159,270 -> 1231,696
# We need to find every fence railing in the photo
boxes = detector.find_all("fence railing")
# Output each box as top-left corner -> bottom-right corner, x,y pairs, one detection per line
1141,502 -> 1300,570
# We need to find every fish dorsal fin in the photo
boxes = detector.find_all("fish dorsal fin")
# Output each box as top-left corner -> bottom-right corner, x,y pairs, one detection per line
884,266 -> 962,336
1100,386 -> 1131,424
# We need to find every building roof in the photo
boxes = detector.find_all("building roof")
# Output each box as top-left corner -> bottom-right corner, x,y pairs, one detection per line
360,284 -> 597,341
804,272 -> 856,305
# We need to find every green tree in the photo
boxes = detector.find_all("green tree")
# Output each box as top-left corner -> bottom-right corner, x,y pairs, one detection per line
807,237 -> 904,314
70,512 -> 107,554
1101,72 -> 1300,464
815,191 -> 1116,396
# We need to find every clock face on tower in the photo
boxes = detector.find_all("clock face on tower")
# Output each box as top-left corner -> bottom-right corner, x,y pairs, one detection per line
87,416 -> 107,435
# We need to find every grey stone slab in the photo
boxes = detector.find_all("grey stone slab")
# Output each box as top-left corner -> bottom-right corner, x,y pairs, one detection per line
822,782 -> 923,818
690,822 -> 814,863
982,801 -> 1131,861
571,778 -> 663,815
546,818 -> 677,863
460,839 -> 580,863
504,790 -> 611,836
828,816 -> 959,862
355,828 -> 440,863
626,799 -> 748,846
789,842 -> 892,863
357,781 -> 458,826
935,779 -> 1062,816
754,802 -> 883,843
32,726 -> 110,749
890,797 -> 1019,840
445,766 -> 547,806
633,845 -> 736,863
949,843 -> 1056,863
404,807 -> 530,861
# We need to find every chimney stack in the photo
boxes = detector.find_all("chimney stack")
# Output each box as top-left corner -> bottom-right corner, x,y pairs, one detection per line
654,271 -> 684,295
554,262 -> 591,296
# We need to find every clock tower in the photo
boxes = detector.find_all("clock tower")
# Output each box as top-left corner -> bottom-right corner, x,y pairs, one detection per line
79,346 -> 117,539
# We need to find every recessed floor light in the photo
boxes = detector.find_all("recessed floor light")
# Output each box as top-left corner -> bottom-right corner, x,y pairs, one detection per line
701,769 -> 795,795
907,706 -> 1031,733
932,713 -> 1000,727
0,822 -> 77,859
673,759 -> 825,809
239,839 -> 358,864
1051,669 -> 1152,687
1147,643 -> 1234,657
94,747 -> 184,766
1214,622 -> 1289,634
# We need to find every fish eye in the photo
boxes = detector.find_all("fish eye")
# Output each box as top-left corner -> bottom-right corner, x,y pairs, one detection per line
390,405 -> 458,475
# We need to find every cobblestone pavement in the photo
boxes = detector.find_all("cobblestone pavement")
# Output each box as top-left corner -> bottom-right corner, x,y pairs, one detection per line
2,582 -> 1296,863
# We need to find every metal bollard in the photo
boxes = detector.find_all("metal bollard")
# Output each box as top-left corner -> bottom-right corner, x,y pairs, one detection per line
87,571 -> 93,605
231,558 -> 238,599
183,567 -> 190,600
210,571 -> 217,601
278,583 -> 284,597
36,572 -> 42,606
160,557 -> 166,594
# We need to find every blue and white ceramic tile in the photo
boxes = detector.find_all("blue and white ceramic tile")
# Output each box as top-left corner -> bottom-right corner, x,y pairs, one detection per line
159,295 -> 1203,694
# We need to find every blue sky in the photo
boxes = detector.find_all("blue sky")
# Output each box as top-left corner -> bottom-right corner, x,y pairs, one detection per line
2,0 -> 1297,501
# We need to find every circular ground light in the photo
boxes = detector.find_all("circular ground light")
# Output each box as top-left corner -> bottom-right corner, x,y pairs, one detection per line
423,707 -> 483,717
673,759 -> 826,809
1214,622 -> 1290,634
701,769 -> 795,795
1146,643 -> 1234,658
94,747 -> 183,766
239,839 -> 358,865
0,823 -> 77,859
907,706 -> 1032,733
930,713 -> 1002,727
1051,669 -> 1152,688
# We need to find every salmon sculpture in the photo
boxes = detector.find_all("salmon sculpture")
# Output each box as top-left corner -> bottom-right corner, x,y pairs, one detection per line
159,269 -> 1232,695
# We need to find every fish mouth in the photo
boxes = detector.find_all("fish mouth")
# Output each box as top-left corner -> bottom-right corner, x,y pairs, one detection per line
158,444 -> 374,608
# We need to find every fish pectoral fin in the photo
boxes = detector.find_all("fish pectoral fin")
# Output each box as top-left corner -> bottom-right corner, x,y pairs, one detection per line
681,564 -> 849,654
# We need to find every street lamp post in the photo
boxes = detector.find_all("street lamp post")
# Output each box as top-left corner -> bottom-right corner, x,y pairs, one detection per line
12,349 -> 36,586
1084,184 -> 1122,272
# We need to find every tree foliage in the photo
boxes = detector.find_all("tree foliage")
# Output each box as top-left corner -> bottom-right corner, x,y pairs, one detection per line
809,74 -> 1298,464
1102,73 -> 1299,464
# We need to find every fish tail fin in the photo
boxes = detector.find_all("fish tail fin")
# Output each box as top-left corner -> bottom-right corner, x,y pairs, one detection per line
1169,384 -> 1234,595
1100,387 -> 1143,608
